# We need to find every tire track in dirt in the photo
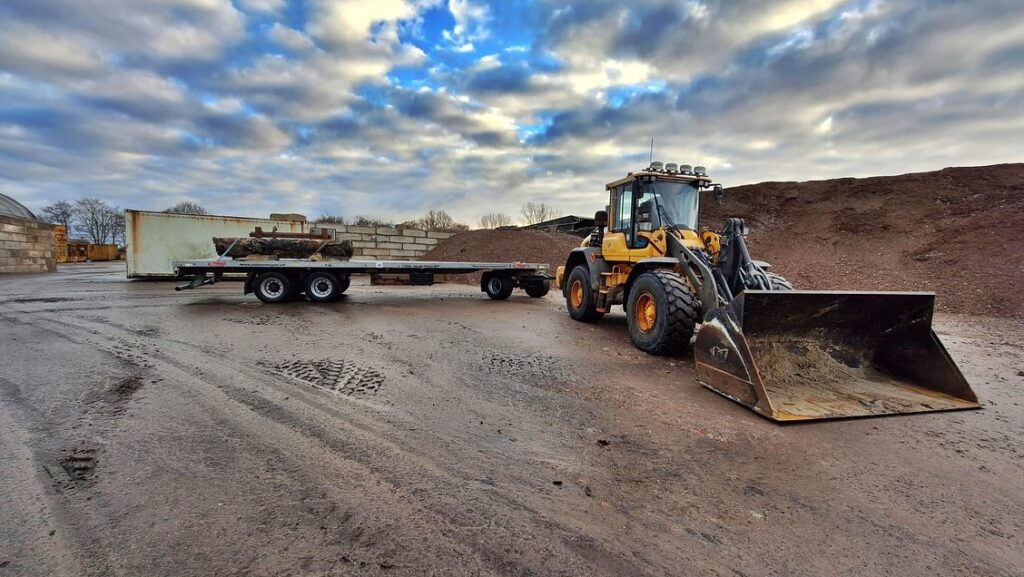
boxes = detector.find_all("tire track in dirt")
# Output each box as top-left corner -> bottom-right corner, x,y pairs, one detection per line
10,309 -> 665,576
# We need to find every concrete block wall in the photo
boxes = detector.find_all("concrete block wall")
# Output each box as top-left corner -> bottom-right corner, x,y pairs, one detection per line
0,214 -> 57,274
321,224 -> 456,260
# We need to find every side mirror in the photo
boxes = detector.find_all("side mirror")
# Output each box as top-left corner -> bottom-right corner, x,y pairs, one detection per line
594,210 -> 608,228
713,184 -> 724,206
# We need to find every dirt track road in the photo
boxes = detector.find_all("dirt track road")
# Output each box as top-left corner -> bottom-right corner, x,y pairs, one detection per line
2,262 -> 1022,577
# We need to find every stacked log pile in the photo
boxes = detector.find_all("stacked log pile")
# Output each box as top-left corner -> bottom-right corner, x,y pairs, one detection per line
212,238 -> 353,260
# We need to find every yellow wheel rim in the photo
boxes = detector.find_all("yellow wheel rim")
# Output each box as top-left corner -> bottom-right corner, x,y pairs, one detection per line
635,292 -> 657,333
570,280 -> 584,309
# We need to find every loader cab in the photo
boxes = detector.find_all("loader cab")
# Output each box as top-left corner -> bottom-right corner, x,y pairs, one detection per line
602,162 -> 714,260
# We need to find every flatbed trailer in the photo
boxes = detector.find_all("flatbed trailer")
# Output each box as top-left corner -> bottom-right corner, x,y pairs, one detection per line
173,258 -> 552,303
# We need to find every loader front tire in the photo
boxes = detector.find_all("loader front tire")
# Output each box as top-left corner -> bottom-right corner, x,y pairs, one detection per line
566,266 -> 603,323
627,269 -> 700,355
766,272 -> 793,291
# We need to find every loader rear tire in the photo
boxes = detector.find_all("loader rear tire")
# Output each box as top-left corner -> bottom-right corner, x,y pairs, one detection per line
766,272 -> 793,291
627,269 -> 700,355
566,266 -> 603,322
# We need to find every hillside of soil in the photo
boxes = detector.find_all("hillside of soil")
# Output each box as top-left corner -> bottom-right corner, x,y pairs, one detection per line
428,164 -> 1022,316
702,163 -> 1024,317
424,229 -> 583,284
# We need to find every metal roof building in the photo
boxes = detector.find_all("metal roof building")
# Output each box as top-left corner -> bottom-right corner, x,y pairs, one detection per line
0,193 -> 37,220
523,215 -> 595,236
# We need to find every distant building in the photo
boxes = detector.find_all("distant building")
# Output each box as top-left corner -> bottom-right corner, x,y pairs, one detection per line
523,215 -> 595,236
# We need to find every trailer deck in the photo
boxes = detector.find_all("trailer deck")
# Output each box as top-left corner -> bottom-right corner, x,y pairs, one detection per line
173,257 -> 552,303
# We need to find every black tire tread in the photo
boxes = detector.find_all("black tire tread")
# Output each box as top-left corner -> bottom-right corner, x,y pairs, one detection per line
631,269 -> 700,355
566,266 -> 603,322
765,271 -> 794,291
254,271 -> 292,304
485,275 -> 514,300
525,281 -> 550,298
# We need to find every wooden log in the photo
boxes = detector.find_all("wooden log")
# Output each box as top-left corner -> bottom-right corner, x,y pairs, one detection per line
213,238 -> 353,260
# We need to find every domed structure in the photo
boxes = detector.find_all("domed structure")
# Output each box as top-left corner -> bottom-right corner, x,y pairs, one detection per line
0,193 -> 37,220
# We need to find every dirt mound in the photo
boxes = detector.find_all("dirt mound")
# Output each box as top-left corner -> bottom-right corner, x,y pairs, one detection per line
424,229 -> 583,284
701,164 -> 1024,317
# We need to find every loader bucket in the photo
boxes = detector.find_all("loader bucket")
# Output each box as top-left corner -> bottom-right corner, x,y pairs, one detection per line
694,291 -> 979,421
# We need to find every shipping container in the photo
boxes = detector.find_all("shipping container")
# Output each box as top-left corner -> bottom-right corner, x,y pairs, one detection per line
87,243 -> 119,261
125,210 -> 307,278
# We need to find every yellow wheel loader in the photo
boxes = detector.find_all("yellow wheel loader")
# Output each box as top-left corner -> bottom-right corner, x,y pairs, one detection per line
556,162 -> 979,421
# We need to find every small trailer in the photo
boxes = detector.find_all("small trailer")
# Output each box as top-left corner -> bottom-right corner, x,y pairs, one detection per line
173,257 -> 552,303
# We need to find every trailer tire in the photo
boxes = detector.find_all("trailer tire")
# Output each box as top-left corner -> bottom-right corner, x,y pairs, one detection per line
304,272 -> 342,303
484,275 -> 515,300
254,272 -> 292,304
525,280 -> 550,298
627,269 -> 699,355
337,275 -> 351,295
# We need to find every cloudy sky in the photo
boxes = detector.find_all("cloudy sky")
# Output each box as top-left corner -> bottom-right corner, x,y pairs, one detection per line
1,0 -> 1021,224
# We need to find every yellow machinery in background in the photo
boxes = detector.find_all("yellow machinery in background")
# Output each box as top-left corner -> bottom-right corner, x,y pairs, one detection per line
556,162 -> 979,421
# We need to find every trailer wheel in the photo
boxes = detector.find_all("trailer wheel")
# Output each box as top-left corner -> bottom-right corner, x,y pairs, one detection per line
337,275 -> 351,295
304,272 -> 341,303
254,272 -> 292,304
525,280 -> 550,298
484,275 -> 514,300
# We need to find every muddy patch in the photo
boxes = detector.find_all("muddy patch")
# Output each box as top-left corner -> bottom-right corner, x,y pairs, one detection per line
225,313 -> 276,326
261,359 -> 385,395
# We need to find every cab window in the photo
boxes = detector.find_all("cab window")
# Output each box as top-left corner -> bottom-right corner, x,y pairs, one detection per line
613,184 -> 633,232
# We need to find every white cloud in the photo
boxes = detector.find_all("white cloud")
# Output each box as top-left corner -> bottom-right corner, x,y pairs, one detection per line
449,0 -> 490,41
307,0 -> 417,47
269,24 -> 317,53
237,0 -> 286,13
0,24 -> 105,78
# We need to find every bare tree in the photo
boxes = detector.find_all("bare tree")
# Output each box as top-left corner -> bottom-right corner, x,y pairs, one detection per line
520,202 -> 560,225
478,212 -> 513,229
352,216 -> 394,227
164,201 -> 208,215
111,209 -> 126,246
418,210 -> 455,230
41,200 -> 75,230
316,214 -> 347,225
417,210 -> 468,231
73,198 -> 121,244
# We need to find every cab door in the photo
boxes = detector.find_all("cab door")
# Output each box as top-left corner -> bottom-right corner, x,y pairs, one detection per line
602,183 -> 633,261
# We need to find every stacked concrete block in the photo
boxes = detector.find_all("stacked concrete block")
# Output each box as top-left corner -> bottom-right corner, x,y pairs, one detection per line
312,223 -> 456,261
0,214 -> 58,274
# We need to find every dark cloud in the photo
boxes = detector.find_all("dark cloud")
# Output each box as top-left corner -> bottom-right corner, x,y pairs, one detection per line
464,63 -> 535,93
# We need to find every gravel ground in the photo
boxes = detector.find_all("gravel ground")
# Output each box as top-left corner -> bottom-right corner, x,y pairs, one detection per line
1,262 -> 1022,577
